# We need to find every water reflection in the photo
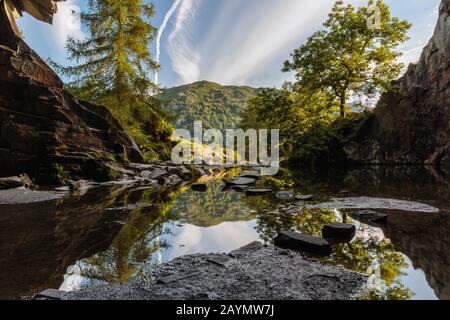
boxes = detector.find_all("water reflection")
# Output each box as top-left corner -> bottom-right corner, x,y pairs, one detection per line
0,166 -> 448,300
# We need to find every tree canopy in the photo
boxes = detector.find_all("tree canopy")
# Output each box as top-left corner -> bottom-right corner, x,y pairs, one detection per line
52,0 -> 172,160
283,0 -> 411,117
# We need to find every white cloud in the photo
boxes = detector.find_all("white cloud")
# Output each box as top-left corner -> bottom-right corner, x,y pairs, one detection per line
166,221 -> 258,259
166,0 -> 201,84
155,0 -> 184,84
163,0 -> 357,86
160,0 -> 440,87
202,0 -> 333,85
52,0 -> 85,52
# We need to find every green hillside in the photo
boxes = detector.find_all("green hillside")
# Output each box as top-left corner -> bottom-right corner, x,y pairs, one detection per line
157,81 -> 261,130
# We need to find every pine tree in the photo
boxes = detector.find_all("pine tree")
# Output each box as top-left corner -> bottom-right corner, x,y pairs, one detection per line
52,0 -> 172,160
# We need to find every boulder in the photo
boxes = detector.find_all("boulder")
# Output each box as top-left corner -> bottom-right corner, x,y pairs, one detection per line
274,231 -> 332,255
322,223 -> 356,241
0,4 -> 143,183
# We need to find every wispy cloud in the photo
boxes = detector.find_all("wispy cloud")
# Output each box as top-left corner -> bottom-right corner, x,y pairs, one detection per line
155,0 -> 184,84
158,0 -> 441,87
166,0 -> 201,84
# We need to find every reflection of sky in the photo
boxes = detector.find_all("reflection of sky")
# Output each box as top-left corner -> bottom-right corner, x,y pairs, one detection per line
398,257 -> 438,300
64,178 -> 443,300
158,221 -> 259,262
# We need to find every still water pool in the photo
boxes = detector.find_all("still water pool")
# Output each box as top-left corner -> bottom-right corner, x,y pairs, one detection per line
0,166 -> 449,300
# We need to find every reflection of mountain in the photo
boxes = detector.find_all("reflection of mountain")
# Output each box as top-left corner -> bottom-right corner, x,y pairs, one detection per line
170,181 -> 256,227
380,210 -> 450,300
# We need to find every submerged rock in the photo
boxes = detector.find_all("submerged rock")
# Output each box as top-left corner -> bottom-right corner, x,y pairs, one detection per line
64,243 -> 367,300
274,231 -> 332,255
276,191 -> 295,200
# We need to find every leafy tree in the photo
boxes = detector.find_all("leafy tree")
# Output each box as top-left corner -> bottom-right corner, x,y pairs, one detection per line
283,0 -> 411,117
52,0 -> 172,160
241,88 -> 336,157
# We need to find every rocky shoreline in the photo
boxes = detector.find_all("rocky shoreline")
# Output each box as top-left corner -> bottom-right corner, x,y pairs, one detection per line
34,242 -> 368,301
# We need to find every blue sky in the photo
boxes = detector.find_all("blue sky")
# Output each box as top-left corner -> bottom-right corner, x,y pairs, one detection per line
17,0 -> 441,88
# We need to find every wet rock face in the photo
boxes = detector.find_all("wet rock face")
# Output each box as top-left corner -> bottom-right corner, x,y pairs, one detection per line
0,5 -> 142,183
346,0 -> 450,168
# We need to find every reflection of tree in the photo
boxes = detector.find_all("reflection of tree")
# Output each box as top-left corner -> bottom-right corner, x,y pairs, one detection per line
256,207 -> 413,300
79,188 -> 180,285
170,181 -> 255,227
256,208 -> 339,243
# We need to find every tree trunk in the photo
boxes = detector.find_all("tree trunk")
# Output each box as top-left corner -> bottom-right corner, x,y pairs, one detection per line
340,93 -> 346,118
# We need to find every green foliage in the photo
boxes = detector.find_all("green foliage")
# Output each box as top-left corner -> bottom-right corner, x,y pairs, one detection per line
80,187 -> 180,284
241,88 -> 337,159
289,112 -> 371,166
51,0 -> 172,161
158,81 -> 261,131
283,0 -> 411,117
170,180 -> 256,227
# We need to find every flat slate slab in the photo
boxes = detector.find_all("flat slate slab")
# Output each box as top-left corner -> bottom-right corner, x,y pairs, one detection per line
239,171 -> 261,179
0,188 -> 65,205
64,243 -> 367,300
245,189 -> 272,196
274,231 -> 332,255
224,177 -> 257,186
295,194 -> 315,201
322,223 -> 356,241
309,197 -> 439,213
34,289 -> 67,300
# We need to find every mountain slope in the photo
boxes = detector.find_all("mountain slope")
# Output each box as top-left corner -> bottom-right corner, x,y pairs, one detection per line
157,81 -> 261,130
